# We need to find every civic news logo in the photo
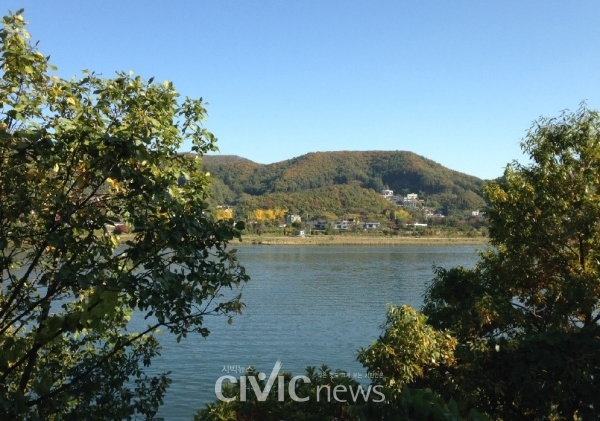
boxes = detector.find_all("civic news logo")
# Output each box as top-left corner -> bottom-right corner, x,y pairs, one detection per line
215,360 -> 385,403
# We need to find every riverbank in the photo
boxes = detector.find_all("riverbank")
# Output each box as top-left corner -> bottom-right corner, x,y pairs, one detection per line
235,235 -> 489,246
116,233 -> 489,246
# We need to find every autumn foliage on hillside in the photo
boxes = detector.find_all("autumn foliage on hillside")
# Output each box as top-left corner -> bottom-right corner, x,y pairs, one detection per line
202,151 -> 485,218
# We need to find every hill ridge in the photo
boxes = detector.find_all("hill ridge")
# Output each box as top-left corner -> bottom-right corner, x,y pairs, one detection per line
202,150 -> 485,218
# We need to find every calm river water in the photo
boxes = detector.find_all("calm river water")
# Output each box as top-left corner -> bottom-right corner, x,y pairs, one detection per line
147,244 -> 482,420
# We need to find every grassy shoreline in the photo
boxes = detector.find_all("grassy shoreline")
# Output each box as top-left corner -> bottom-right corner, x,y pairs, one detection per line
233,235 -> 489,246
117,233 -> 488,246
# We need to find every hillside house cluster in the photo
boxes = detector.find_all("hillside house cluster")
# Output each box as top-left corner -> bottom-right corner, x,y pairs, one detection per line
310,219 -> 381,231
381,190 -> 425,209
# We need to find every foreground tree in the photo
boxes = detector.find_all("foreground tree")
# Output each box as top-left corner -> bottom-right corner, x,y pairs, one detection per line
0,10 -> 247,419
420,104 -> 600,420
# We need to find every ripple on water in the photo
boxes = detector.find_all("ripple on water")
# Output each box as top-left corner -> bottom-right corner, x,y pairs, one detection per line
146,245 -> 482,420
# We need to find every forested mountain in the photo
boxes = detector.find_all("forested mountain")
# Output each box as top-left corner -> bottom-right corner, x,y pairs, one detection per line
201,151 -> 486,217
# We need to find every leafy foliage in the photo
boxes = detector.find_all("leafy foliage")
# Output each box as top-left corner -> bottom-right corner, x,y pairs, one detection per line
358,305 -> 457,391
0,10 -> 248,419
236,184 -> 396,220
419,104 -> 600,419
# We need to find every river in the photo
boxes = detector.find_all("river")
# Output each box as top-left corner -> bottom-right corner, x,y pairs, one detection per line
148,244 -> 483,420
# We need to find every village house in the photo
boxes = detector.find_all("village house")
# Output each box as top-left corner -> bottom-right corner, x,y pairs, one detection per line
362,222 -> 381,230
312,220 -> 328,230
333,219 -> 360,230
285,214 -> 302,224
381,189 -> 394,199
402,193 -> 423,208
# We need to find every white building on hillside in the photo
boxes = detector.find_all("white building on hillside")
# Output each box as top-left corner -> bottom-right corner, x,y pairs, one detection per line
381,189 -> 394,199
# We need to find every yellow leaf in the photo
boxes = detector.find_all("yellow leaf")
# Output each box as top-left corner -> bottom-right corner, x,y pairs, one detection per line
106,177 -> 121,192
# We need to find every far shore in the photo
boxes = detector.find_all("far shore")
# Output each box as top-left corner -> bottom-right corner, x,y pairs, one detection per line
116,233 -> 489,246
233,235 -> 489,246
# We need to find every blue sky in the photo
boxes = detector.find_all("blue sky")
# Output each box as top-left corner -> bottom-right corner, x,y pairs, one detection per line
4,1 -> 600,179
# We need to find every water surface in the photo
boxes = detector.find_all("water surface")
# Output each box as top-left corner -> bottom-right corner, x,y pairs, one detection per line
152,244 -> 482,420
